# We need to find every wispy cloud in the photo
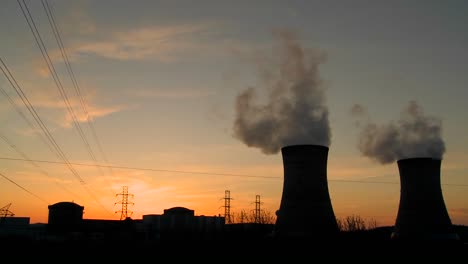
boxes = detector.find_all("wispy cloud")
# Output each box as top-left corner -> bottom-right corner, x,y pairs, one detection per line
68,24 -> 211,61
30,0 -> 97,78
30,23 -> 213,78
63,103 -> 122,128
14,88 -> 125,128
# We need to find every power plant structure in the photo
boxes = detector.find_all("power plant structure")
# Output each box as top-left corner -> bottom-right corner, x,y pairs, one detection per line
47,202 -> 84,232
392,158 -> 459,241
274,144 -> 339,239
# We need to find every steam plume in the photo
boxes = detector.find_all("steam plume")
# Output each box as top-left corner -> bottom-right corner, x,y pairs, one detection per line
233,30 -> 330,154
353,101 -> 445,164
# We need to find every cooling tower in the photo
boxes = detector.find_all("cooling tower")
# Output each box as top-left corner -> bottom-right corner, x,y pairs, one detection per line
274,144 -> 339,239
392,158 -> 459,241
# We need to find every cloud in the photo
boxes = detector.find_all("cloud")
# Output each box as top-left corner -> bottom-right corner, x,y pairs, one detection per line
14,88 -> 125,128
30,22 -> 224,79
68,24 -> 211,61
30,0 -> 97,78
352,101 -> 445,164
233,29 -> 330,154
63,103 -> 122,128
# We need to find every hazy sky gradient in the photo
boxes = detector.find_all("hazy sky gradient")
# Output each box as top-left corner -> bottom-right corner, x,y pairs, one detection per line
1,0 -> 467,225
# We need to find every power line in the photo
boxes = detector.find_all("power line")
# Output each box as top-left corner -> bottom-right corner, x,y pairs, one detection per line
0,60 -> 57,156
42,0 -> 111,166
0,82 -> 54,153
0,157 -> 279,179
18,0 -> 104,181
41,0 -> 117,200
14,1 -> 113,215
41,0 -> 112,181
0,171 -> 49,204
1,157 -> 468,187
0,57 -> 85,184
1,58 -> 111,215
0,132 -> 85,200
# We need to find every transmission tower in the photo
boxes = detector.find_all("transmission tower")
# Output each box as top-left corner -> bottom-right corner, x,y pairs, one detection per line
0,203 -> 15,224
254,195 -> 262,223
115,186 -> 134,220
222,190 -> 233,224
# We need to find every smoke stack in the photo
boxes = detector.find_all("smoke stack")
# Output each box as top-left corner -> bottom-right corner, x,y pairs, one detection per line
275,144 -> 339,239
392,158 -> 459,241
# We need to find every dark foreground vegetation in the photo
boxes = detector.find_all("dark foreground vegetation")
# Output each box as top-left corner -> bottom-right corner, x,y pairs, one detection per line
1,225 -> 467,262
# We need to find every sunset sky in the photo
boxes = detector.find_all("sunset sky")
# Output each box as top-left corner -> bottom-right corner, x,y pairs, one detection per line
1,0 -> 467,226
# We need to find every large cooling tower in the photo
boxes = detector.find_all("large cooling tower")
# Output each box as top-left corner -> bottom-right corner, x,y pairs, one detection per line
392,158 -> 459,241
274,144 -> 339,239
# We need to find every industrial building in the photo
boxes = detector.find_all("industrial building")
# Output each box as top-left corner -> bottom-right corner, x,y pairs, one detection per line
1,148 -> 464,246
143,207 -> 225,240
0,216 -> 31,238
45,202 -> 225,242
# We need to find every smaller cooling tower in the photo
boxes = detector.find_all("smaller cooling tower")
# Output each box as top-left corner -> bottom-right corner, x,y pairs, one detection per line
274,145 -> 339,239
392,158 -> 459,241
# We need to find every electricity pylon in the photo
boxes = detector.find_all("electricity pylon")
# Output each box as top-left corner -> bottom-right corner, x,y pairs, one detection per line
115,186 -> 134,220
221,190 -> 233,224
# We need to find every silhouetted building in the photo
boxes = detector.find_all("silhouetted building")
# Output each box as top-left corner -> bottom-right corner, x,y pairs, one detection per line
81,218 -> 141,241
275,145 -> 339,239
0,216 -> 31,239
47,202 -> 83,232
162,207 -> 195,230
0,216 -> 30,226
195,215 -> 226,237
392,158 -> 459,241
142,207 -> 224,240
142,214 -> 162,240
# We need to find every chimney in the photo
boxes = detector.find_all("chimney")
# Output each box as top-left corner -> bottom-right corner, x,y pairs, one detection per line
274,144 -> 339,239
392,158 -> 459,241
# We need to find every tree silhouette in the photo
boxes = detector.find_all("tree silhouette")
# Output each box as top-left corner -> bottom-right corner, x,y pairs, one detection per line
336,215 -> 378,232
232,209 -> 276,224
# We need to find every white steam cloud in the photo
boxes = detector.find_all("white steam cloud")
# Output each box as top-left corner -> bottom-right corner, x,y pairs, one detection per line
233,30 -> 331,154
352,101 -> 445,164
